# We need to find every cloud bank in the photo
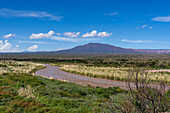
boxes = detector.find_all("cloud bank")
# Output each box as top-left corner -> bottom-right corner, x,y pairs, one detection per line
29,30 -> 110,42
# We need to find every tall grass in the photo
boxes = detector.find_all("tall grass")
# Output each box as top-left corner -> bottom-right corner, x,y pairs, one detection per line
18,85 -> 35,98
0,60 -> 45,74
61,65 -> 170,83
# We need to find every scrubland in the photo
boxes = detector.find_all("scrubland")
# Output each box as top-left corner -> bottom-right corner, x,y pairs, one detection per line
0,61 -> 126,112
0,53 -> 169,112
0,60 -> 44,74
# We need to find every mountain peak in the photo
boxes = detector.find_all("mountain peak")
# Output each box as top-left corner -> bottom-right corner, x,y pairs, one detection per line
57,43 -> 137,53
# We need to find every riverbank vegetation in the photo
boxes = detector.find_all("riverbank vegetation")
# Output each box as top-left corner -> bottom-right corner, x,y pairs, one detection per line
60,64 -> 170,83
0,53 -> 169,112
0,61 -> 127,112
109,67 -> 170,113
0,53 -> 170,69
0,60 -> 45,74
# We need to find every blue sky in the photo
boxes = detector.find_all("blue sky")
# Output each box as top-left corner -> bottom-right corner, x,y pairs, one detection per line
0,0 -> 170,52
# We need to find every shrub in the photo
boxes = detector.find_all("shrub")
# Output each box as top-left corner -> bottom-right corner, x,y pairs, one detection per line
18,85 -> 35,98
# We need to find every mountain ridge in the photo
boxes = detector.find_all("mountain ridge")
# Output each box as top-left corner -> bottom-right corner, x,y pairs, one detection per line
56,43 -> 170,54
1,43 -> 169,54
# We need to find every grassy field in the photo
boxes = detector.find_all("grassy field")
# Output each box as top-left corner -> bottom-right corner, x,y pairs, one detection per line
61,64 -> 170,83
0,61 -> 127,113
1,53 -> 170,69
0,55 -> 169,112
0,60 -> 45,74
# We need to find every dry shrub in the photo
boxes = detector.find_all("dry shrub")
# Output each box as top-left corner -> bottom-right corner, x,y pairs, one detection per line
18,85 -> 35,98
49,76 -> 54,80
108,66 -> 170,113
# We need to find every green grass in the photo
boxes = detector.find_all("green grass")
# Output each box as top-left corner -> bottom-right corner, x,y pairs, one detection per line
0,72 -> 127,113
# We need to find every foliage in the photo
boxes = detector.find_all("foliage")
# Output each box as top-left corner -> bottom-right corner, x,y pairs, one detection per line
0,60 -> 126,113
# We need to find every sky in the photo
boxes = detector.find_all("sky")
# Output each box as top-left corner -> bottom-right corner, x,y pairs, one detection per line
0,0 -> 170,52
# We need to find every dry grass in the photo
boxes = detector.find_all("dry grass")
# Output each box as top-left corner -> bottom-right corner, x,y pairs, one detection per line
18,85 -> 35,98
61,65 -> 170,83
0,60 -> 44,74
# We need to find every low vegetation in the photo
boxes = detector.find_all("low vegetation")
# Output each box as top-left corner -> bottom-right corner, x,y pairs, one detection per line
1,53 -> 170,69
108,66 -> 170,113
0,60 -> 45,74
61,64 -> 170,83
0,61 -> 127,112
0,54 -> 169,112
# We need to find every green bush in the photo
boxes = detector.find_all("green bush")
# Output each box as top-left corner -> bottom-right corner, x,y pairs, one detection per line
0,72 -> 126,112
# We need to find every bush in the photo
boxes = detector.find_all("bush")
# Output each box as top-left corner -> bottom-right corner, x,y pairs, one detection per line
18,85 -> 35,98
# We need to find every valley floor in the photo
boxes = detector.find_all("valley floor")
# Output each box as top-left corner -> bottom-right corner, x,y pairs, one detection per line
35,64 -> 170,90
0,61 -> 126,113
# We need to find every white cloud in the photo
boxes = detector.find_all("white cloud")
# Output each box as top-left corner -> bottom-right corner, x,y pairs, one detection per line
51,36 -> 98,42
5,40 -> 8,43
82,30 -> 97,37
0,40 -> 3,47
0,42 -> 12,51
0,40 -> 20,52
56,48 -> 65,51
82,30 -> 112,37
97,32 -> 112,37
0,8 -> 63,21
142,25 -> 148,28
136,25 -> 152,29
27,45 -> 38,51
30,30 -> 54,39
56,33 -> 61,35
63,32 -> 80,37
15,45 -> 19,47
28,30 -> 108,42
18,41 -> 56,44
152,16 -> 170,22
3,33 -> 16,39
121,39 -> 167,43
51,36 -> 80,42
29,30 -> 97,42
104,12 -> 119,16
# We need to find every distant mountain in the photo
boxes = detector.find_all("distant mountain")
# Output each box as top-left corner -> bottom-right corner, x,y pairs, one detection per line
57,43 -> 143,54
140,49 -> 170,54
1,43 -> 169,54
56,43 -> 170,54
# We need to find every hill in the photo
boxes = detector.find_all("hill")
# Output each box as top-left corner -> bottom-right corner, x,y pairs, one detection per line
57,43 -> 141,53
